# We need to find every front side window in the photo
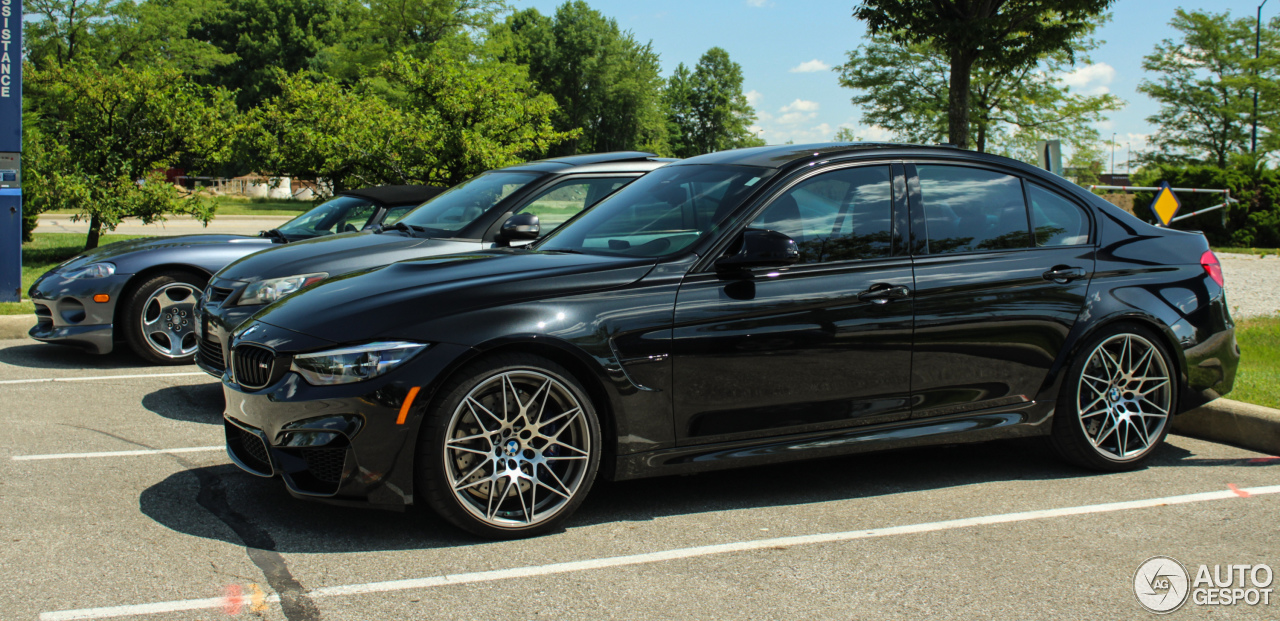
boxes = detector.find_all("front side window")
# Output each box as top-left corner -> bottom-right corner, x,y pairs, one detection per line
1026,183 -> 1090,246
747,166 -> 893,264
514,177 -> 631,234
399,171 -> 542,236
276,196 -> 378,236
918,165 -> 1031,254
536,165 -> 774,257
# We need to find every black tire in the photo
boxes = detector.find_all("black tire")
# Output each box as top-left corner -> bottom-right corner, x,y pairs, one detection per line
417,353 -> 602,539
1051,322 -> 1178,471
120,270 -> 207,365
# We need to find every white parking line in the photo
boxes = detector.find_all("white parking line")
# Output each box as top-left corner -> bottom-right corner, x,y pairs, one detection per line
12,446 -> 224,461
38,483 -> 1280,621
0,372 -> 208,385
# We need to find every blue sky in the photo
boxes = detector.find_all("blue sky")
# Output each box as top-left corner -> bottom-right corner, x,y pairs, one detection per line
514,0 -> 1273,171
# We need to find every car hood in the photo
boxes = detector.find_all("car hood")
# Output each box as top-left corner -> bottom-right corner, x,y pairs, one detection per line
57,234 -> 271,273
251,250 -> 657,344
215,231 -> 479,283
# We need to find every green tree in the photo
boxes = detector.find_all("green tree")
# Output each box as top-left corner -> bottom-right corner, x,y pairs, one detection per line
190,0 -> 356,109
24,63 -> 236,249
852,0 -> 1115,149
832,127 -> 863,142
493,1 -> 667,155
1138,9 -> 1280,167
249,54 -> 575,190
665,47 -> 761,157
835,28 -> 1122,159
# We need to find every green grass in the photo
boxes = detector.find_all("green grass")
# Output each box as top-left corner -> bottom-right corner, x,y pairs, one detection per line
1212,247 -> 1280,257
0,233 -> 148,315
1231,316 -> 1280,409
41,196 -> 312,217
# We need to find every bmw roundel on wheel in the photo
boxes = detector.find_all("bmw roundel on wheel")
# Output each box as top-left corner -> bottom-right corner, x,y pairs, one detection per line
220,143 -> 1238,539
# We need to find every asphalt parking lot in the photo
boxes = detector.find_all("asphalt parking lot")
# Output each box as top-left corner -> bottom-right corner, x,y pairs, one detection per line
1,337 -> 1278,620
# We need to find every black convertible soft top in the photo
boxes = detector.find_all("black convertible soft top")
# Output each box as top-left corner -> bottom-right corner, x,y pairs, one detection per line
341,185 -> 447,206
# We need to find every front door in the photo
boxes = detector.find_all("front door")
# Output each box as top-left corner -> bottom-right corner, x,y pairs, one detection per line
671,163 -> 915,445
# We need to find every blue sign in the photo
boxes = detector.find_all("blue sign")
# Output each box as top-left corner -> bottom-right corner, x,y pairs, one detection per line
0,0 -> 20,302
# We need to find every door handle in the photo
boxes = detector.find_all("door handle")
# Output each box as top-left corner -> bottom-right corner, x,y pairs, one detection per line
1042,266 -> 1088,283
858,284 -> 911,304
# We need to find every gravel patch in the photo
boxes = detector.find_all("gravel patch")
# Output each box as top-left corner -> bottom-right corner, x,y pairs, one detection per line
1218,253 -> 1280,319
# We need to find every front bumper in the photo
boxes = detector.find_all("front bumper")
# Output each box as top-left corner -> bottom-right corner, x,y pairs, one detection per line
221,325 -> 472,509
27,271 -> 132,354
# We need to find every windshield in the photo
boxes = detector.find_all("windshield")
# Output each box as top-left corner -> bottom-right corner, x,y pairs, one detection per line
535,165 -> 773,257
399,171 -> 543,235
276,195 -> 379,236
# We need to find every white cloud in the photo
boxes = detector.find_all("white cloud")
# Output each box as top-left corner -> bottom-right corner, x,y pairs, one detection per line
1061,63 -> 1116,96
745,90 -> 763,107
774,99 -> 820,125
781,99 -> 819,113
789,59 -> 830,73
745,0 -> 770,6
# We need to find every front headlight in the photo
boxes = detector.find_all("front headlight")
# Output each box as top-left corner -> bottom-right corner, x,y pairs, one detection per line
62,262 -> 116,280
238,273 -> 327,306
290,341 -> 427,385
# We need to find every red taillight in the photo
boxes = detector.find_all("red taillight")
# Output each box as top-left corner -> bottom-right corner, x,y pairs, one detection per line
1201,250 -> 1224,287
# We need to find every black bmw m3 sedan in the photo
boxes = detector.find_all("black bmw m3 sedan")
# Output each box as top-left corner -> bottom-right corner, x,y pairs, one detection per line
219,143 -> 1238,538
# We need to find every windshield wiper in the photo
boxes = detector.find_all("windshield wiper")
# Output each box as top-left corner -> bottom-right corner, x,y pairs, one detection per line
378,221 -> 429,237
260,229 -> 290,243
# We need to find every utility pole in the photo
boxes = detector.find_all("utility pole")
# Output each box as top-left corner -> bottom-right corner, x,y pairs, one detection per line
1254,0 -> 1270,154
1110,133 -> 1116,176
1126,142 -> 1132,174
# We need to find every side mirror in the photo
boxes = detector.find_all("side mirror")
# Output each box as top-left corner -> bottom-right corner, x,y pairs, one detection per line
715,229 -> 800,272
495,213 -> 540,247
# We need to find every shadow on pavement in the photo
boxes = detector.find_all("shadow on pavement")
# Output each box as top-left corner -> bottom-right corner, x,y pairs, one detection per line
140,438 -> 1125,554
0,342 -> 172,371
142,383 -> 225,425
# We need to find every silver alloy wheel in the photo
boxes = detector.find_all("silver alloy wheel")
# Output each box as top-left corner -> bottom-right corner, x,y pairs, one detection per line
140,283 -> 201,359
444,370 -> 591,528
1076,333 -> 1172,461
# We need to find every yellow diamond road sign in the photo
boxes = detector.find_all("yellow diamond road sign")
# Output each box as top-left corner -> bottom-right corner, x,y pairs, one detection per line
1150,182 -> 1182,227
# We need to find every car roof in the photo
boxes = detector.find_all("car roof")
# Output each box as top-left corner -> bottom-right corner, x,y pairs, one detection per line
670,142 -> 975,169
500,151 -> 674,174
340,185 -> 448,205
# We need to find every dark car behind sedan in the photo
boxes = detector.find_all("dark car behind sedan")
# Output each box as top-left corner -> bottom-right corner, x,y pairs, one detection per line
27,185 -> 443,364
218,143 -> 1237,539
195,151 -> 673,378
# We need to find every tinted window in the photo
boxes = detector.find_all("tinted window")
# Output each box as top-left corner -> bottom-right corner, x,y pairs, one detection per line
537,165 -> 773,257
276,196 -> 378,236
918,165 -> 1030,254
514,177 -> 630,234
748,166 -> 893,264
1027,183 -> 1090,246
400,171 -> 541,235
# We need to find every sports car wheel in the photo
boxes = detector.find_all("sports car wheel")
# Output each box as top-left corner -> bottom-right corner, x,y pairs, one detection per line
1052,324 -> 1176,471
418,354 -> 601,538
121,271 -> 206,365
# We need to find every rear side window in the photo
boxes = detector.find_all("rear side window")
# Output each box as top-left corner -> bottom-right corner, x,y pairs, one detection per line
514,177 -> 631,233
1026,183 -> 1090,246
748,165 -> 893,264
917,165 -> 1031,254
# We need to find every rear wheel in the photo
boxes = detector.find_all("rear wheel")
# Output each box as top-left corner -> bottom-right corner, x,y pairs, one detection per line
418,354 -> 601,538
121,271 -> 206,365
1051,324 -> 1176,471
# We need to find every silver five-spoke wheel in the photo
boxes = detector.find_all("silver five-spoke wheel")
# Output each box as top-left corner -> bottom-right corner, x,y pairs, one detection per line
1075,332 -> 1172,463
443,369 -> 593,530
140,283 -> 202,360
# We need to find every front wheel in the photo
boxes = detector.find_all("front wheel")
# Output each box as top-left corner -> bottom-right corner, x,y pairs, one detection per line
1051,324 -> 1177,471
120,271 -> 206,365
418,354 -> 602,538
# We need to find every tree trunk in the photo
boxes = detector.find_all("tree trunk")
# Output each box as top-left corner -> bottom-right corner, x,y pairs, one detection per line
85,214 -> 102,251
947,49 -> 975,149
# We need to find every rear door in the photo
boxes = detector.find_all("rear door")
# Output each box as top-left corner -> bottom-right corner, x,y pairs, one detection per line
907,163 -> 1096,418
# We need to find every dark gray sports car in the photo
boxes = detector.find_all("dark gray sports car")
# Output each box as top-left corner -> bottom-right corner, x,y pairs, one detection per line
27,185 -> 444,364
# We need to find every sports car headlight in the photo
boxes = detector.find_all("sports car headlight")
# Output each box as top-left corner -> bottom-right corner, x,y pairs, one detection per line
61,262 -> 116,280
238,273 -> 327,306
290,341 -> 427,385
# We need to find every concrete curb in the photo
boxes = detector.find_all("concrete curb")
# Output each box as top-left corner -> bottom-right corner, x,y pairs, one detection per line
1174,398 -> 1280,457
0,314 -> 35,340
